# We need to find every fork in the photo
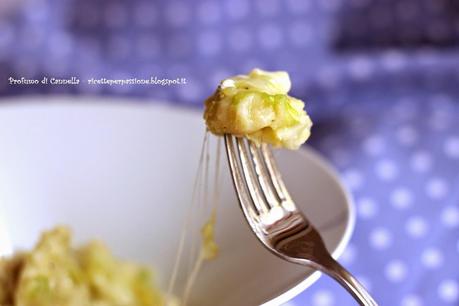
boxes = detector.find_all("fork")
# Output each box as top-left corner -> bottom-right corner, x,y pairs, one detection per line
224,135 -> 377,306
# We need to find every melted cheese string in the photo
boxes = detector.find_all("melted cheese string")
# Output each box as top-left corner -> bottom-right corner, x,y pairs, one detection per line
186,130 -> 212,275
182,136 -> 221,305
167,133 -> 222,306
166,131 -> 209,305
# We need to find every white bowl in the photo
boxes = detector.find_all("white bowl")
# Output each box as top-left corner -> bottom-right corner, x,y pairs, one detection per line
0,97 -> 355,306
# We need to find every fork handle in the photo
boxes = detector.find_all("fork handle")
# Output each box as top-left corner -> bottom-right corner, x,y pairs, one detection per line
316,255 -> 378,306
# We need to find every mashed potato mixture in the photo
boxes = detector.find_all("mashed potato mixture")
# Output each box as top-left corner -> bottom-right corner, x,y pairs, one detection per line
0,227 -> 165,306
204,69 -> 312,149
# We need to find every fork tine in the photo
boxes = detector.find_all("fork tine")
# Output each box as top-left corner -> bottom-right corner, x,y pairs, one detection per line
224,135 -> 260,217
236,137 -> 270,214
227,137 -> 376,306
247,141 -> 281,207
260,144 -> 293,204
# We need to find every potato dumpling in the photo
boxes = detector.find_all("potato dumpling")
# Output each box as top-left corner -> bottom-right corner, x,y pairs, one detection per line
0,227 -> 165,306
204,69 -> 312,149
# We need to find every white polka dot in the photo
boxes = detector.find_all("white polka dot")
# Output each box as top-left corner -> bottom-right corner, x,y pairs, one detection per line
444,136 -> 459,159
410,151 -> 432,173
375,159 -> 398,181
421,248 -> 443,269
381,50 -> 406,72
369,227 -> 392,250
258,24 -> 283,49
312,290 -> 334,306
225,0 -> 249,20
197,1 -> 221,24
405,216 -> 428,238
289,22 -> 312,47
197,31 -> 222,55
317,66 -> 340,89
363,135 -> 385,156
401,294 -> 423,306
426,178 -> 448,200
164,2 -> 191,27
286,0 -> 310,13
349,57 -> 373,81
441,206 -> 459,228
342,169 -> 363,191
385,260 -> 407,282
390,188 -> 413,210
340,244 -> 357,265
228,27 -> 252,52
438,280 -> 458,303
396,125 -> 418,146
358,197 -> 378,219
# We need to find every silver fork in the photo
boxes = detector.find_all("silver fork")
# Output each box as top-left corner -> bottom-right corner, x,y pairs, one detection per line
224,135 -> 377,306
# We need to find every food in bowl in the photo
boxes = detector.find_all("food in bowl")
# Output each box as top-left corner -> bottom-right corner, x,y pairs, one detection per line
0,68 -> 311,306
0,227 -> 169,306
204,68 -> 312,149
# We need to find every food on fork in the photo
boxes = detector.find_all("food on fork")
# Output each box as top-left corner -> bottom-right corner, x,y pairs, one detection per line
0,227 -> 170,306
204,68 -> 312,149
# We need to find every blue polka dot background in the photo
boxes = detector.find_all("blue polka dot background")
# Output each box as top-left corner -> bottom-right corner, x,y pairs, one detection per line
1,0 -> 459,305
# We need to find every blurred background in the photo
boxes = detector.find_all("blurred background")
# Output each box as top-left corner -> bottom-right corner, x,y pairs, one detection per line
0,0 -> 458,305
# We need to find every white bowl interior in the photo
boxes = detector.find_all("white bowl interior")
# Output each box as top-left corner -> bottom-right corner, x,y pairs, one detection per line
0,97 -> 354,306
